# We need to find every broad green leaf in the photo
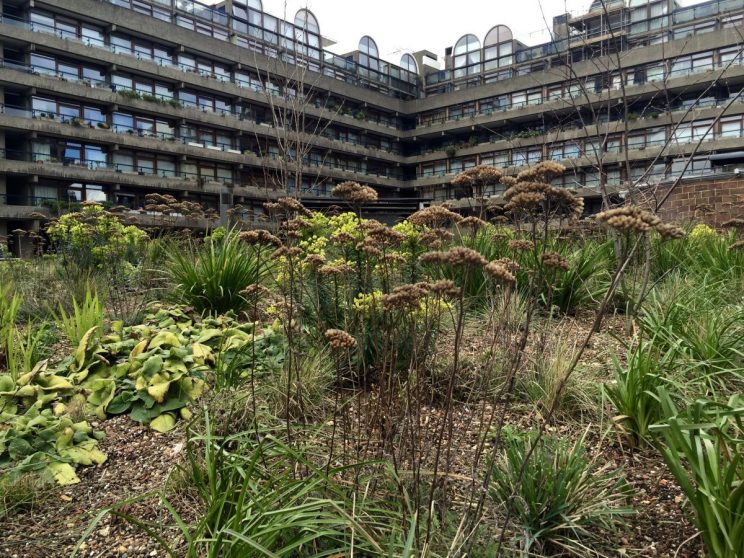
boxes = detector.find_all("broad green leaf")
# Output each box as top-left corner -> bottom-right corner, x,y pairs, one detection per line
150,413 -> 176,433
47,462 -> 80,485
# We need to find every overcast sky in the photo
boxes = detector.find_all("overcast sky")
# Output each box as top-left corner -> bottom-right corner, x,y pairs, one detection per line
208,0 -> 698,68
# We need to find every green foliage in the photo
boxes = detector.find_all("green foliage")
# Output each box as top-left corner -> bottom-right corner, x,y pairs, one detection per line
4,322 -> 52,382
46,204 -> 148,271
63,305 -> 285,431
95,414 -> 409,557
167,229 -> 265,314
489,430 -> 633,557
547,238 -> 613,314
55,288 -> 105,346
605,338 -> 676,446
638,285 -> 744,397
0,361 -> 106,486
651,391 -> 744,558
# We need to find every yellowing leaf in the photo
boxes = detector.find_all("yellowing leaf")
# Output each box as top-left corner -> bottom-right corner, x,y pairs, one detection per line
47,462 -> 80,485
191,343 -> 212,365
147,378 -> 172,404
150,413 -> 176,433
150,331 -> 182,348
130,339 -> 149,358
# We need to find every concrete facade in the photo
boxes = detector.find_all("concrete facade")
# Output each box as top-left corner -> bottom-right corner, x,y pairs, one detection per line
0,0 -> 742,239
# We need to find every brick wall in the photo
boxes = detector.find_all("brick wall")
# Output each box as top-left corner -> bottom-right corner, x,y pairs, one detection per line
632,175 -> 744,227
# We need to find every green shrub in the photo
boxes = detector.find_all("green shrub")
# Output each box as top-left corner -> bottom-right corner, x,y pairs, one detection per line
490,429 -> 633,556
46,204 -> 148,272
166,229 -> 265,314
652,390 -> 744,558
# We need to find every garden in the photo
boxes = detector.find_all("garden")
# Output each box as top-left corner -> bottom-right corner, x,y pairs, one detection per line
1,162 -> 743,557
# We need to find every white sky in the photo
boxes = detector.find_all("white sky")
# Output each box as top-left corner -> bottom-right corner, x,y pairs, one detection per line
207,0 -> 698,68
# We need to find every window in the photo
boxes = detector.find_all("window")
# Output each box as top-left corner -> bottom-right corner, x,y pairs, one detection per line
484,25 -> 514,72
453,34 -> 481,79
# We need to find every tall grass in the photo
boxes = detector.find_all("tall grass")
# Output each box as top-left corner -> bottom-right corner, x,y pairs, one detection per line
55,288 -> 105,346
604,338 -> 677,446
652,391 -> 744,558
166,229 -> 266,314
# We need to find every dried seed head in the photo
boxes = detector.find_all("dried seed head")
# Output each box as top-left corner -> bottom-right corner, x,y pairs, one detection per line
426,279 -> 461,298
542,251 -> 570,271
319,262 -> 354,275
484,261 -> 516,284
304,253 -> 327,268
655,222 -> 686,240
381,283 -> 430,311
508,239 -> 534,251
331,181 -> 379,204
516,161 -> 566,184
239,229 -> 283,247
420,228 -> 454,249
408,205 -> 463,227
325,329 -> 357,350
420,247 -> 488,268
451,165 -> 503,188
595,206 -> 666,235
459,216 -> 489,230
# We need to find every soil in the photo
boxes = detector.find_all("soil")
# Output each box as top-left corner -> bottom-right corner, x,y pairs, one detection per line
0,311 -> 704,558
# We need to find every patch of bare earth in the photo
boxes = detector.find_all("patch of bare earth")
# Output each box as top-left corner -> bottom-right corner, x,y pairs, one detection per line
0,415 -> 184,558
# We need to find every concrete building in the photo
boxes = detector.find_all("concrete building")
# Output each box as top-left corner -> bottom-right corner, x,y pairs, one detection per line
0,0 -> 742,242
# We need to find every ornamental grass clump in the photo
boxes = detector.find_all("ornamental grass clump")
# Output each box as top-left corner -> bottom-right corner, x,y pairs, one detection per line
166,227 -> 266,314
490,430 -> 633,557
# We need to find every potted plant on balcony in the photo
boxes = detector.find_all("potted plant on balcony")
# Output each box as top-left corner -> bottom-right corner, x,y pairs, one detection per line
445,145 -> 457,159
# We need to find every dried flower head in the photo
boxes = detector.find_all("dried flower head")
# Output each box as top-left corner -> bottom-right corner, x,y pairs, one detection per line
655,222 -> 686,240
542,251 -> 570,271
426,279 -> 461,298
420,247 -> 488,268
332,181 -> 379,204
420,228 -> 454,249
325,329 -> 357,350
304,253 -> 327,268
319,262 -> 354,275
408,205 -> 463,227
239,229 -> 283,247
595,206 -> 663,235
508,239 -> 535,251
451,165 -> 504,193
459,216 -> 489,231
516,161 -> 566,184
485,261 -> 516,284
277,197 -> 312,217
381,283 -> 430,311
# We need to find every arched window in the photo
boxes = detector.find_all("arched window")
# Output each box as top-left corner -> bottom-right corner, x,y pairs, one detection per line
484,25 -> 513,71
359,35 -> 380,73
453,33 -> 480,78
294,9 -> 319,33
400,53 -> 418,73
293,8 -> 321,59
